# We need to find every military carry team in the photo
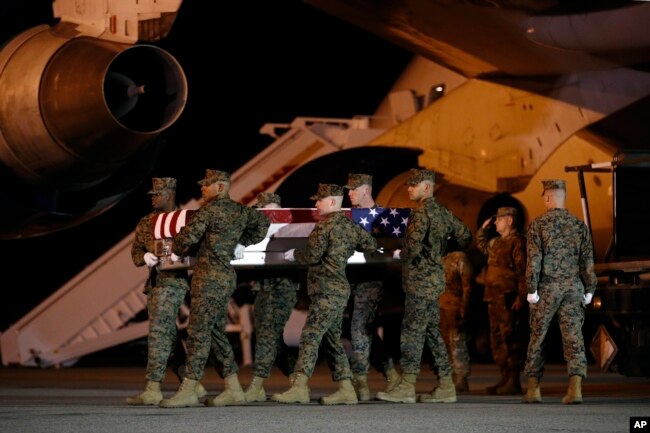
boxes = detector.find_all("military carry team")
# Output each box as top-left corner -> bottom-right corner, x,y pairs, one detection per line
128,167 -> 597,408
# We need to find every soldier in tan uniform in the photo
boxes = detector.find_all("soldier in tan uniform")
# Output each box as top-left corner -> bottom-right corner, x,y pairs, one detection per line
477,206 -> 528,395
524,179 -> 597,404
271,184 -> 377,405
160,170 -> 270,408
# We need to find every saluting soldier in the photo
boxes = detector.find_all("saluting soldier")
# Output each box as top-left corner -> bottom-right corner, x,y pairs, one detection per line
271,184 -> 378,405
376,168 -> 472,404
160,169 -> 270,408
523,179 -> 597,404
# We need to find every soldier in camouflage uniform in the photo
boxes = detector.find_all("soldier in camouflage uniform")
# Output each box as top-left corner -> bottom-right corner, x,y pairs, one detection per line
160,170 -> 270,408
477,207 -> 527,395
523,179 -> 597,405
271,184 -> 377,405
440,250 -> 474,393
243,192 -> 300,402
127,177 -> 207,405
344,173 -> 399,401
376,168 -> 472,404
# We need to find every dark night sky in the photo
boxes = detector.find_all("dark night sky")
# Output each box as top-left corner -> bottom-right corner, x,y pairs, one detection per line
0,1 -> 411,330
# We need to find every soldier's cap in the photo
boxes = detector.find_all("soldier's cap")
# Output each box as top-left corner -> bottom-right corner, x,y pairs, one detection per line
494,207 -> 517,219
344,173 -> 372,189
255,192 -> 282,208
197,169 -> 231,186
541,179 -> 566,195
310,183 -> 344,200
147,177 -> 176,194
405,168 -> 435,186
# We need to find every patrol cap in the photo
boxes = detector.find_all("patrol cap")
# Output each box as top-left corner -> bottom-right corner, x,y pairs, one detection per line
310,183 -> 344,200
147,177 -> 176,194
344,173 -> 372,189
495,207 -> 517,219
541,179 -> 566,195
255,192 -> 282,208
197,169 -> 231,186
405,168 -> 435,186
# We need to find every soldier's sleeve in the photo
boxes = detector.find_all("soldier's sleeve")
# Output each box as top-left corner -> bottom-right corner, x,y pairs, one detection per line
579,224 -> 598,294
476,227 -> 490,254
356,224 -> 378,253
294,221 -> 328,265
240,207 -> 271,246
131,217 -> 147,267
401,207 -> 427,262
513,234 -> 528,301
525,222 -> 542,293
459,253 -> 473,314
450,212 -> 472,250
172,206 -> 209,255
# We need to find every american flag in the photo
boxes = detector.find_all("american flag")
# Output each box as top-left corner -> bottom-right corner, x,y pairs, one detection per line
351,207 -> 411,238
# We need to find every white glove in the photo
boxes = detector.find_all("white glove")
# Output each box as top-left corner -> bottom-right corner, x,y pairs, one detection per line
392,249 -> 402,260
170,253 -> 181,262
284,249 -> 296,262
144,252 -> 158,267
582,293 -> 593,306
234,243 -> 246,260
527,291 -> 540,304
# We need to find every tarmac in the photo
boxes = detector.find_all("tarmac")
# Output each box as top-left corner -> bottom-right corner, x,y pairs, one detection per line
1,362 -> 649,433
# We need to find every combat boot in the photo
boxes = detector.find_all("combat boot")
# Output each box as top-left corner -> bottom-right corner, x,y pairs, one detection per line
205,374 -> 245,406
419,375 -> 457,403
352,374 -> 370,401
561,375 -> 583,404
126,380 -> 162,406
159,377 -> 200,407
320,379 -> 358,405
454,376 -> 469,393
383,367 -> 401,393
271,372 -> 310,404
496,369 -> 522,395
486,366 -> 507,395
523,376 -> 542,403
196,382 -> 208,399
244,376 -> 266,402
376,373 -> 416,403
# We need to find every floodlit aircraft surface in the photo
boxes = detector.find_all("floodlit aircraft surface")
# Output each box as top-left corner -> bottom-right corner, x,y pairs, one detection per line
0,0 -> 187,239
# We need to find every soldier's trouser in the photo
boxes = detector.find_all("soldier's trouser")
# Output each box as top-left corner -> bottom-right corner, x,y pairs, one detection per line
524,284 -> 587,378
146,286 -> 186,382
252,286 -> 297,378
439,305 -> 470,380
184,274 -> 239,380
350,281 -> 394,375
487,296 -> 524,371
295,292 -> 352,381
400,287 -> 453,377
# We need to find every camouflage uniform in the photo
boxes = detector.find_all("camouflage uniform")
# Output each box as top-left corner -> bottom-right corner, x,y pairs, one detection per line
250,277 -> 299,377
477,222 -> 527,379
400,196 -> 472,377
131,184 -> 189,383
293,209 -> 377,380
440,251 -> 473,384
524,207 -> 597,379
172,193 -> 269,380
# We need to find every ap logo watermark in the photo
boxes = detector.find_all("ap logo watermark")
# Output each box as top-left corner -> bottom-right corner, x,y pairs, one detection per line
631,417 -> 650,431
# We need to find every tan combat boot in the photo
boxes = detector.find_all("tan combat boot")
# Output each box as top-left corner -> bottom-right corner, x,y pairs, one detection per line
383,367 -> 401,393
244,376 -> 266,402
486,366 -> 507,395
271,372 -> 310,404
352,374 -> 370,401
419,375 -> 457,403
320,379 -> 358,405
159,377 -> 200,408
196,382 -> 208,399
376,373 -> 416,403
496,368 -> 522,395
126,380 -> 163,406
523,376 -> 542,403
205,374 -> 245,406
561,375 -> 583,404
